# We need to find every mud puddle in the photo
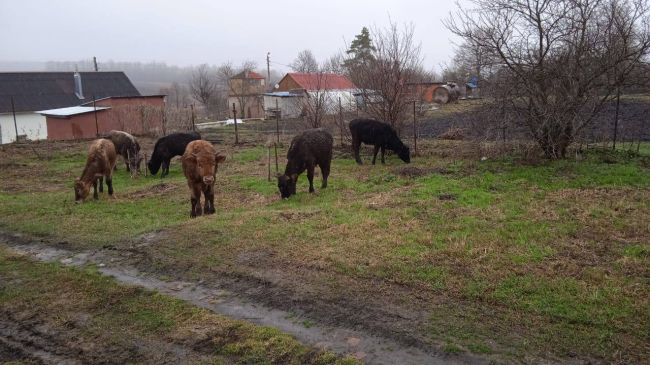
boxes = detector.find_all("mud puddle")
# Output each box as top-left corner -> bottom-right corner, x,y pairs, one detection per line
2,238 -> 485,365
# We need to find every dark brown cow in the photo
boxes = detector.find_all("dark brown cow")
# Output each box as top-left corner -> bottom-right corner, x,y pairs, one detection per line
181,140 -> 226,217
74,139 -> 117,203
103,130 -> 142,176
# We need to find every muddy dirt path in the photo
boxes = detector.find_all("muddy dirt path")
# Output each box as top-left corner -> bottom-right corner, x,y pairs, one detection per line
1,234 -> 487,365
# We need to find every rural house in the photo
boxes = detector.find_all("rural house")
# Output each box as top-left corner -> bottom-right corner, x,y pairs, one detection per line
227,71 -> 265,119
0,71 -> 161,143
265,73 -> 357,119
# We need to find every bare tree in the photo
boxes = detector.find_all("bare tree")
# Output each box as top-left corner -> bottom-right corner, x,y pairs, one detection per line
322,53 -> 345,74
290,50 -> 319,73
446,0 -> 650,159
189,64 -> 217,113
346,21 -> 423,134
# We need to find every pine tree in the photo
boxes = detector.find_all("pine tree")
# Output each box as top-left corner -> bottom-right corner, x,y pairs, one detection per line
344,27 -> 375,70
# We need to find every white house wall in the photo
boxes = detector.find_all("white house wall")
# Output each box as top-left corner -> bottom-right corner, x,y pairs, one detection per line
308,90 -> 357,114
0,112 -> 48,144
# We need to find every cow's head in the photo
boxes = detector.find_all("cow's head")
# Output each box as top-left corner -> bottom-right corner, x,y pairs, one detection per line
277,173 -> 297,199
398,145 -> 411,163
191,151 -> 226,185
127,150 -> 141,178
74,178 -> 91,203
147,159 -> 160,175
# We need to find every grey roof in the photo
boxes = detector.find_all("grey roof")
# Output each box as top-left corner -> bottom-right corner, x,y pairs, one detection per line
0,72 -> 140,113
38,106 -> 111,117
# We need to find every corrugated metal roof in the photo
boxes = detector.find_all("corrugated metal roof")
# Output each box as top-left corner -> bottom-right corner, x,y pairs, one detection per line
0,72 -> 140,113
37,106 -> 111,117
264,91 -> 300,97
283,73 -> 356,91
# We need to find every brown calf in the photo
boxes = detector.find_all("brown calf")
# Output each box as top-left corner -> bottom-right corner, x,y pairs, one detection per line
74,139 -> 117,203
181,140 -> 226,217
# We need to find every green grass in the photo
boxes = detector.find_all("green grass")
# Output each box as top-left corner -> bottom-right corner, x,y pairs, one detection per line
1,138 -> 649,363
0,248 -> 358,364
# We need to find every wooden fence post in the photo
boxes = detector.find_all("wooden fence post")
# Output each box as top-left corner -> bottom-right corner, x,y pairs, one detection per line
232,103 -> 239,144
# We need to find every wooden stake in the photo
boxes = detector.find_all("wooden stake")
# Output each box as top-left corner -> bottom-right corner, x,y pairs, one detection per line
267,146 -> 271,182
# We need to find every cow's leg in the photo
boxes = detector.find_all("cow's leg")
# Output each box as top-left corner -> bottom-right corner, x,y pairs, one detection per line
93,179 -> 99,200
307,163 -> 315,193
106,175 -> 114,196
190,184 -> 202,217
352,137 -> 363,164
204,184 -> 215,214
125,156 -> 131,172
98,176 -> 104,192
371,145 -> 380,165
381,145 -> 386,164
320,161 -> 330,189
162,159 -> 170,178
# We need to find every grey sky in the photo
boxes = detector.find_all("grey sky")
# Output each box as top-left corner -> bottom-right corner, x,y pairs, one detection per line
1,0 -> 464,72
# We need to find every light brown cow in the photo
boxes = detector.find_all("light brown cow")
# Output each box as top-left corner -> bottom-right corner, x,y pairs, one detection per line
74,139 -> 117,203
181,140 -> 226,217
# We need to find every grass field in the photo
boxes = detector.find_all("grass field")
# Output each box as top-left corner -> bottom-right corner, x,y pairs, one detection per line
0,133 -> 648,364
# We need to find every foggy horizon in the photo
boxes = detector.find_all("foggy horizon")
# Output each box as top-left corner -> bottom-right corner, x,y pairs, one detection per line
0,0 -> 466,73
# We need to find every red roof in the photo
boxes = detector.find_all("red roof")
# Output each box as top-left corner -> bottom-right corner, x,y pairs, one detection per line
232,71 -> 265,80
285,73 -> 356,91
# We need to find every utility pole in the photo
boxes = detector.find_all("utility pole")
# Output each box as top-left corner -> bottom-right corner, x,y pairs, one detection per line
92,56 -> 98,71
266,52 -> 271,90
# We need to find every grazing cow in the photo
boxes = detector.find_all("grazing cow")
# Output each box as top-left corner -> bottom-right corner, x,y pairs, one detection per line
74,139 -> 117,203
103,130 -> 142,176
277,129 -> 333,199
349,118 -> 410,165
148,131 -> 201,177
181,140 -> 226,218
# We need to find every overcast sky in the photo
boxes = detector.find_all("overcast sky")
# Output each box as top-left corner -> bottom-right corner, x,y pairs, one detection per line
1,0 -> 465,72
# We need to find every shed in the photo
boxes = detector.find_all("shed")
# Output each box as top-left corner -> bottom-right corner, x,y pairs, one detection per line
0,72 -> 140,143
263,91 -> 302,119
41,95 -> 166,140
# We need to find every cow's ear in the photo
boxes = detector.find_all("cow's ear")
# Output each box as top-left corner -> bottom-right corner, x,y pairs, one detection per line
290,173 -> 298,182
215,153 -> 226,164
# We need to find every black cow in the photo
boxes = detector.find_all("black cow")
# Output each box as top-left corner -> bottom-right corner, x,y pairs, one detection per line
148,131 -> 201,177
349,118 -> 410,165
277,129 -> 333,199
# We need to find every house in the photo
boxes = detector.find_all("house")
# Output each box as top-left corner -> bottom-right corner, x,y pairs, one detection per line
268,73 -> 357,118
42,95 -> 166,140
227,71 -> 265,119
0,71 -> 141,144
